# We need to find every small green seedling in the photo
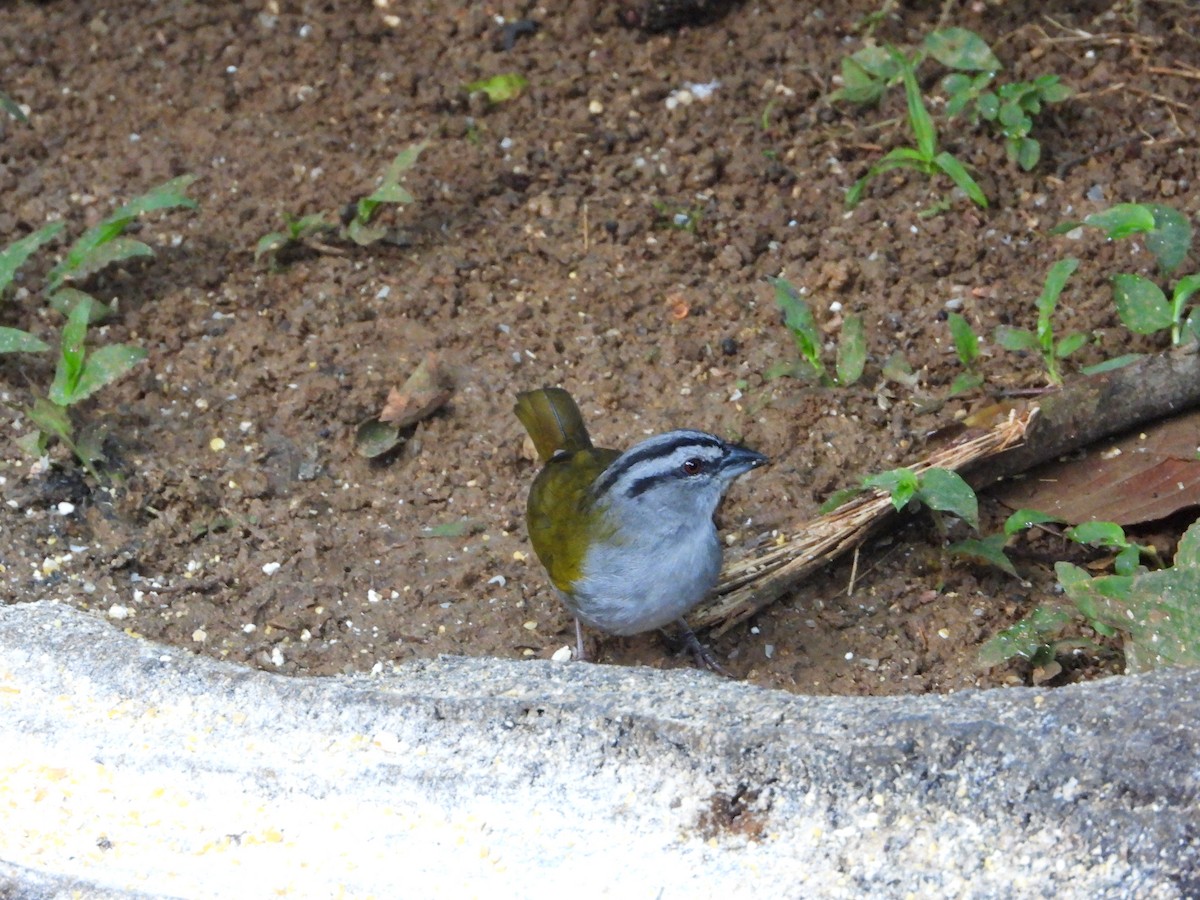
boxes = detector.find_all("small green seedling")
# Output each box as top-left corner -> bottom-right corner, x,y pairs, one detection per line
846,48 -> 987,210
344,141 -> 426,245
821,466 -> 979,533
256,143 -> 427,265
1065,520 -> 1158,575
768,276 -> 866,387
1079,203 -> 1199,345
947,312 -> 983,395
254,213 -> 335,263
994,257 -> 1086,385
465,73 -> 528,103
22,295 -> 147,477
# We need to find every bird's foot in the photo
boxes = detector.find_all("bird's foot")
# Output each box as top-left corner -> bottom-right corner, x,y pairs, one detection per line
674,619 -> 731,677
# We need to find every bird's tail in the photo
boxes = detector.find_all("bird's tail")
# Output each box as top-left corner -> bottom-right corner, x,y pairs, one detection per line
514,387 -> 593,462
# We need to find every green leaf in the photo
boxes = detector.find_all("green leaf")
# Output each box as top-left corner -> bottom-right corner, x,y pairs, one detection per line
949,372 -> 983,396
1014,136 -> 1041,171
949,533 -> 1017,577
769,277 -> 823,370
994,325 -> 1040,353
67,237 -> 156,283
835,313 -> 866,385
346,218 -> 389,246
1004,508 -> 1064,535
49,288 -> 113,324
110,174 -> 199,221
1084,203 -> 1156,240
976,91 -> 999,120
1,90 -> 28,123
895,50 -> 937,161
933,152 -> 988,207
368,142 -> 426,204
49,295 -> 92,405
831,46 -> 900,105
26,397 -> 74,446
916,467 -> 979,529
0,327 -> 50,354
947,312 -> 979,366
1066,520 -> 1128,549
923,28 -> 1001,72
1054,331 -> 1088,359
71,343 -> 147,404
0,221 -> 65,295
1036,76 -> 1073,103
1113,273 -> 1173,334
254,231 -> 291,261
978,604 -> 1073,667
864,468 -> 920,511
1144,204 -> 1193,275
818,485 -> 868,514
420,520 -> 482,539
1035,257 -> 1079,335
1080,353 -> 1142,375
465,73 -> 528,103
48,174 -> 198,289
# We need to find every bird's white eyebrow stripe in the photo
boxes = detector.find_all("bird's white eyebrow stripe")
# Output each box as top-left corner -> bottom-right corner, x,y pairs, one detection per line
592,434 -> 726,499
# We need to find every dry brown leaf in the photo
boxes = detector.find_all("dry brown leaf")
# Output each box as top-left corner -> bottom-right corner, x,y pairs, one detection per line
991,409 -> 1200,525
379,354 -> 452,426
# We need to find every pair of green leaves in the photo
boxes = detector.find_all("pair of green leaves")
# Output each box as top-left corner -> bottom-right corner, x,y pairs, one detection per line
993,258 -> 1085,385
1079,203 -> 1199,345
768,276 -> 865,387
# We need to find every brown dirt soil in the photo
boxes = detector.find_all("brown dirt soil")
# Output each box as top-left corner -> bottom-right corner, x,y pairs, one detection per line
2,0 -> 1198,694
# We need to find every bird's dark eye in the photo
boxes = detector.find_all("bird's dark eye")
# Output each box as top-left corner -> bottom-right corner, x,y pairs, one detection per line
681,457 -> 703,475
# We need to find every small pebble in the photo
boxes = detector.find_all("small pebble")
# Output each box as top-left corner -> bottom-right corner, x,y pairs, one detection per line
261,562 -> 281,576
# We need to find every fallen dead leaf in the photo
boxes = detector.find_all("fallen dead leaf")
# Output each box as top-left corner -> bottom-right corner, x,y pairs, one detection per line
379,353 -> 452,426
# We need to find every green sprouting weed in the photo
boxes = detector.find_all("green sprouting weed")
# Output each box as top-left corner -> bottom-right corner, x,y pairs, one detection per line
47,175 -> 198,291
1077,203 -> 1198,344
836,28 -> 1068,180
254,213 -> 335,263
994,257 -> 1085,385
845,48 -> 987,210
22,295 -> 147,477
0,177 -> 195,474
346,141 -> 427,246
947,312 -> 983,395
1065,520 -> 1158,576
979,513 -> 1200,674
950,507 -> 1064,577
465,73 -> 528,103
821,466 -> 979,532
256,143 -> 427,264
768,276 -> 866,387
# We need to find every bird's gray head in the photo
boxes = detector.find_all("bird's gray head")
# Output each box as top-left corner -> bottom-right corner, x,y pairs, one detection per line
590,429 -> 767,519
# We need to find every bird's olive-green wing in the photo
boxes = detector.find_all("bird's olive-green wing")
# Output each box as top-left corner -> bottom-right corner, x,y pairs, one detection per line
525,447 -> 620,592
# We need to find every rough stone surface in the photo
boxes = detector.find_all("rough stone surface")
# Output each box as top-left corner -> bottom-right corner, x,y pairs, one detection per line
1,600 -> 1197,898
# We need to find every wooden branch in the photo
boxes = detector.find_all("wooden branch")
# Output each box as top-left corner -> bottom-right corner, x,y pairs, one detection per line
698,345 -> 1200,634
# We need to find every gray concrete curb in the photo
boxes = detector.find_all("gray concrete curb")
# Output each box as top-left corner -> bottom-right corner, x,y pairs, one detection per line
1,600 -> 1197,898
